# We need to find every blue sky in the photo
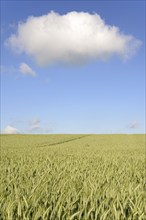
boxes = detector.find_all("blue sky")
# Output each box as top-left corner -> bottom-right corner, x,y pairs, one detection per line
1,1 -> 145,134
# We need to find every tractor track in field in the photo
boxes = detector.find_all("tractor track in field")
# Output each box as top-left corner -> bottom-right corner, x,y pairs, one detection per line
36,134 -> 91,148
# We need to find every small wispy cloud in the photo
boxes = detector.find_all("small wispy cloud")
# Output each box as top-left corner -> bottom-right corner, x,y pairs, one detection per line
28,118 -> 53,133
2,119 -> 53,134
1,63 -> 36,77
128,122 -> 139,129
28,119 -> 40,132
19,62 -> 36,77
2,125 -> 19,134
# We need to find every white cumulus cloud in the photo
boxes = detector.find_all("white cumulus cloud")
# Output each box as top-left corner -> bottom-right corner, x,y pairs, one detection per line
3,125 -> 19,134
6,11 -> 141,66
19,62 -> 36,76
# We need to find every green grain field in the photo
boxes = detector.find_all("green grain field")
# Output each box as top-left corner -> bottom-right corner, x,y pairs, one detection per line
0,134 -> 145,220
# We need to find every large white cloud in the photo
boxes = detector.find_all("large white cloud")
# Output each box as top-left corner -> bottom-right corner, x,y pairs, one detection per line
6,11 -> 141,66
3,125 -> 19,134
